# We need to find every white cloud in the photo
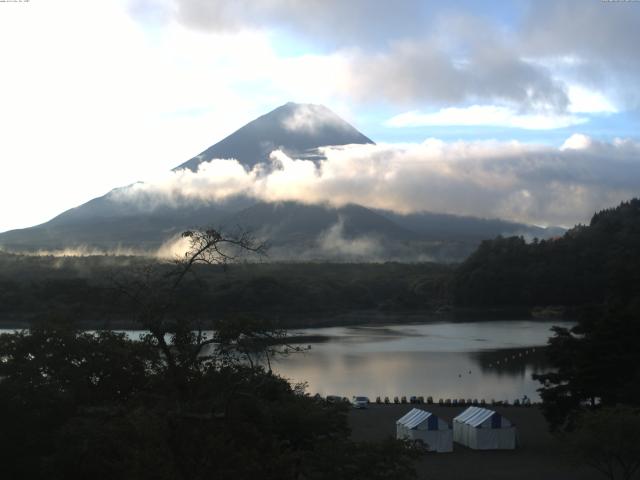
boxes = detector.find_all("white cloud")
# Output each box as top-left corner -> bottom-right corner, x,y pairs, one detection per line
560,133 -> 593,151
385,105 -> 587,130
316,218 -> 383,259
567,85 -> 617,114
282,104 -> 349,133
116,135 -> 640,227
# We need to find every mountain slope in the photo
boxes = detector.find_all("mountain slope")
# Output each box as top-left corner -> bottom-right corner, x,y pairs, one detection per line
0,102 -> 373,252
378,210 -> 564,242
0,102 -> 562,260
225,202 -> 417,244
176,102 -> 374,171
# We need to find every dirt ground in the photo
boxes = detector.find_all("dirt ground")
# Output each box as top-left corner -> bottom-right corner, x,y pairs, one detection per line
348,404 -> 601,480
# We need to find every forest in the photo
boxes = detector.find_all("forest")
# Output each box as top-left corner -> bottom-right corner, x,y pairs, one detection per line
453,199 -> 640,309
0,254 -> 452,328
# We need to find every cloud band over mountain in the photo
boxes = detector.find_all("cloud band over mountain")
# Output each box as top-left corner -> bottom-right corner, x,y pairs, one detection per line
116,134 -> 640,227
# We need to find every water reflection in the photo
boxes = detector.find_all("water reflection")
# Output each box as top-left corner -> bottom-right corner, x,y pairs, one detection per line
0,320 -> 570,402
273,321 -> 572,402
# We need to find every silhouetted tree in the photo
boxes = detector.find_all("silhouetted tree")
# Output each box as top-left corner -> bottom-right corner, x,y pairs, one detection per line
0,228 -> 418,480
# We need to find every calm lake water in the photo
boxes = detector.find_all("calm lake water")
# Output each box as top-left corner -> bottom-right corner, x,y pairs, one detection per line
272,320 -> 573,402
0,319 -> 572,402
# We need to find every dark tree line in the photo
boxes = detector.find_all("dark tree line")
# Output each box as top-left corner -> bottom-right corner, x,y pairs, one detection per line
453,199 -> 640,308
0,253 -> 452,328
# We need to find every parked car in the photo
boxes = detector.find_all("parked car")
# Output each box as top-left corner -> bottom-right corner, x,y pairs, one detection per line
325,395 -> 342,404
352,396 -> 370,409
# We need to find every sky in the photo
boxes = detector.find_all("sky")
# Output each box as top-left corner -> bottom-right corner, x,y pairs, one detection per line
1,0 -> 639,232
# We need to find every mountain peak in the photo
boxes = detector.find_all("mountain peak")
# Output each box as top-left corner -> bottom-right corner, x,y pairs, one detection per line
175,102 -> 374,172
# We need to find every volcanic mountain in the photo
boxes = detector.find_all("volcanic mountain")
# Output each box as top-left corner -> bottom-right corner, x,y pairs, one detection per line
177,102 -> 374,171
0,102 -> 561,261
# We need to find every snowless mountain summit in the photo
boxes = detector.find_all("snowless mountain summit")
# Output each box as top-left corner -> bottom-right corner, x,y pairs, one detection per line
175,102 -> 374,172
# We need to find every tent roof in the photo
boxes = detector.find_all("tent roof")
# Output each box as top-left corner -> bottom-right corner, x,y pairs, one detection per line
454,406 -> 482,423
454,406 -> 503,427
396,408 -> 439,429
467,409 -> 494,427
397,408 -> 422,425
405,410 -> 431,429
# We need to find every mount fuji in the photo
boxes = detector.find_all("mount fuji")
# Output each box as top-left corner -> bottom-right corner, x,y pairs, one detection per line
0,103 -> 562,261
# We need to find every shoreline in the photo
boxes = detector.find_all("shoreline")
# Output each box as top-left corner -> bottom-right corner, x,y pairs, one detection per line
0,306 -> 574,331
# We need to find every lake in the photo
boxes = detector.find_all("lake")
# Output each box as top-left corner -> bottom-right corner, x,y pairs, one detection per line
272,320 -> 573,402
0,319 -> 571,402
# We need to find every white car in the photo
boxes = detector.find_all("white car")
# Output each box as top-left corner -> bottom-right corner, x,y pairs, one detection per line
352,396 -> 370,409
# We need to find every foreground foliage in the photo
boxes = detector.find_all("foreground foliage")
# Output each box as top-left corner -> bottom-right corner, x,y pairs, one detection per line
0,228 -> 418,480
0,321 -> 417,480
534,299 -> 640,430
565,407 -> 640,480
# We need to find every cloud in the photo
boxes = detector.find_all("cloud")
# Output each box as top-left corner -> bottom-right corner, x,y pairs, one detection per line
385,105 -> 587,130
281,104 -> 351,133
560,134 -> 593,151
155,234 -> 192,259
521,1 -> 640,78
164,0 -> 435,45
567,85 -> 617,114
5,245 -> 150,258
316,218 -> 383,259
114,136 -> 640,227
146,0 -> 637,112
345,39 -> 570,113
126,1 -> 571,114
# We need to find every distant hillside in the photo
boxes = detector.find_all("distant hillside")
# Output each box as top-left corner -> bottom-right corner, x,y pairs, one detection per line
453,199 -> 640,307
377,209 -> 564,242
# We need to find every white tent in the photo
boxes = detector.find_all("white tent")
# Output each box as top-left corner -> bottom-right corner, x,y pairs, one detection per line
453,406 -> 517,450
396,408 -> 453,453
